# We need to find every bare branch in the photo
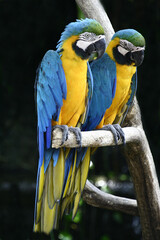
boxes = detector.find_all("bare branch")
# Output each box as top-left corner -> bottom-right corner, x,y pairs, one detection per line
83,180 -> 138,216
52,127 -> 140,148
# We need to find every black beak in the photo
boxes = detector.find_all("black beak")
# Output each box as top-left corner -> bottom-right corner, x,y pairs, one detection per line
130,50 -> 144,66
94,37 -> 106,59
87,37 -> 106,61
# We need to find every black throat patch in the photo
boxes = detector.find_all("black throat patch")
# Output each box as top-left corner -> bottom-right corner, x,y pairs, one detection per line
113,46 -> 132,65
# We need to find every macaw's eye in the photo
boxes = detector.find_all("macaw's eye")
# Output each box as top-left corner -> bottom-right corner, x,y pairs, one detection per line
124,42 -> 128,48
85,33 -> 90,37
79,32 -> 96,41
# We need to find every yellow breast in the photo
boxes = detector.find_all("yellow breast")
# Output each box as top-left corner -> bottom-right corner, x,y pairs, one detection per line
53,36 -> 88,127
104,63 -> 136,124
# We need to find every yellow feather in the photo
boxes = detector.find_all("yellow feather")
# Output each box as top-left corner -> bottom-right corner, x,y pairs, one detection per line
53,148 -> 65,201
62,162 -> 73,198
38,159 -> 45,201
80,148 -> 90,191
65,148 -> 71,159
34,213 -> 41,232
103,40 -> 136,125
34,159 -> 45,229
59,36 -> 88,127
68,150 -> 77,195
72,167 -> 81,218
47,159 -> 54,208
41,179 -> 57,234
61,195 -> 73,218
72,191 -> 81,219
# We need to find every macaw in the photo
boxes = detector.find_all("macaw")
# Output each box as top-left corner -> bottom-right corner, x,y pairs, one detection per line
64,29 -> 145,219
95,29 -> 145,131
33,18 -> 106,234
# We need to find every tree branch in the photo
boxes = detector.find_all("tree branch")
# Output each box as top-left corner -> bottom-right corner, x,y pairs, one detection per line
83,180 -> 138,216
52,127 -> 140,149
52,126 -> 141,148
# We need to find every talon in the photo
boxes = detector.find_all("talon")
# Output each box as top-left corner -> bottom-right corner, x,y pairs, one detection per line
100,124 -> 125,145
69,127 -> 82,147
52,125 -> 69,146
113,124 -> 126,144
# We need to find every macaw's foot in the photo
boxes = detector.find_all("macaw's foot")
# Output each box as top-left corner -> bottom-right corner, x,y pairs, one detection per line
102,124 -> 125,145
52,125 -> 69,146
69,127 -> 82,147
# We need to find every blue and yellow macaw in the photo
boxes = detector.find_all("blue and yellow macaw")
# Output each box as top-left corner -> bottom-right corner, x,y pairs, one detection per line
33,18 -> 106,234
65,29 -> 145,219
58,29 -> 145,223
95,29 -> 145,131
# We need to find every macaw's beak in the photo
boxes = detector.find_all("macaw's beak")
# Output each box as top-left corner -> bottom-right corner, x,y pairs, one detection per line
130,48 -> 145,66
88,35 -> 106,61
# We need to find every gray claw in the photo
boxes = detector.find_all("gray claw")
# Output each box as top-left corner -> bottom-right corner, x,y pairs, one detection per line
69,127 -> 82,147
113,124 -> 126,144
101,124 -> 125,145
52,125 -> 69,146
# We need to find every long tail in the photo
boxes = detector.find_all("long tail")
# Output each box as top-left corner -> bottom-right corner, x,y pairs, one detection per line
60,147 -> 91,219
34,147 -> 91,234
34,148 -> 65,234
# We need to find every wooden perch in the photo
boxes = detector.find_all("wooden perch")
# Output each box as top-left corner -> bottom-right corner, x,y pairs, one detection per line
83,180 -> 138,216
52,126 -> 140,149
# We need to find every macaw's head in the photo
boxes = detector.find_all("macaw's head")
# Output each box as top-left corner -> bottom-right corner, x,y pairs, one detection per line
57,18 -> 106,60
107,29 -> 145,66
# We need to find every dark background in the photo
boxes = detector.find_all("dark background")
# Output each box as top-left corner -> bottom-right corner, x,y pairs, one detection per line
1,0 -> 160,239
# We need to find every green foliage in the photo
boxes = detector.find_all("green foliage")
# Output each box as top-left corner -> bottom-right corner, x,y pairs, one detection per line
58,232 -> 73,240
100,235 -> 111,240
113,212 -> 123,224
77,6 -> 85,19
119,174 -> 130,181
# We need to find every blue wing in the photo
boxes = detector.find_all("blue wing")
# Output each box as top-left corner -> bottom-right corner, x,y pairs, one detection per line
34,50 -> 67,231
82,53 -> 116,131
35,50 -> 67,166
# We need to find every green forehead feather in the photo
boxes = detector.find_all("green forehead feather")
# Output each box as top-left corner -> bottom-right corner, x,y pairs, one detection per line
83,21 -> 105,35
112,29 -> 145,47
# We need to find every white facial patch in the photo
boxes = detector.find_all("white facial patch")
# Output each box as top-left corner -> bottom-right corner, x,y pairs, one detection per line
117,45 -> 129,56
76,40 -> 92,51
76,34 -> 105,51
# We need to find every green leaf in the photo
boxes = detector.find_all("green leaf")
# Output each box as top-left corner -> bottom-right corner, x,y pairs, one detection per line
73,209 -> 82,223
58,231 -> 72,240
119,174 -> 129,181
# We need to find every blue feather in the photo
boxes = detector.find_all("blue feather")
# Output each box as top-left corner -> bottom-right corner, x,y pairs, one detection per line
44,148 -> 53,173
53,149 -> 60,167
46,120 -> 52,149
38,130 -> 44,167
82,53 -> 116,131
36,50 -> 66,132
63,150 -> 75,187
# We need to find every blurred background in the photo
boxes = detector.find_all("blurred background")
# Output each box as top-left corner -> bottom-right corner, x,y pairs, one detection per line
1,0 -> 160,239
